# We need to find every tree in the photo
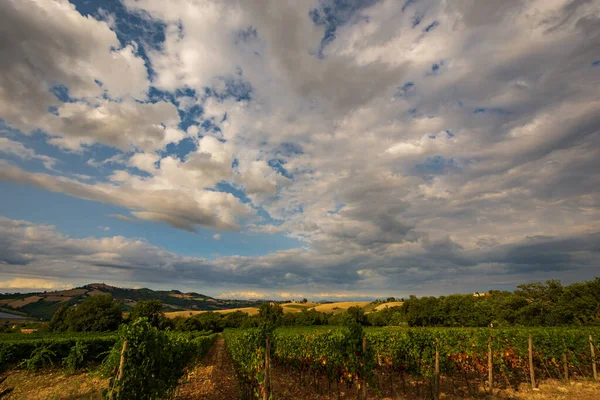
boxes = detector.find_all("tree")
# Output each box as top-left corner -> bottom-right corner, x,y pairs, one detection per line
220,311 -> 250,329
258,302 -> 284,330
345,306 -> 367,325
301,298 -> 308,303
66,295 -> 122,332
128,300 -> 165,328
48,305 -> 70,332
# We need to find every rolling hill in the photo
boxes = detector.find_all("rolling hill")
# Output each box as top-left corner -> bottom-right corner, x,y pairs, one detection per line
0,283 -> 269,320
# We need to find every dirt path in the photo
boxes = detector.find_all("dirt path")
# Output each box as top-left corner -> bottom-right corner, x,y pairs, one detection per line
175,335 -> 240,400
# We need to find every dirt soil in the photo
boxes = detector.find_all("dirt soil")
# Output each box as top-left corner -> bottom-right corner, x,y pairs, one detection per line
0,370 -> 108,399
270,367 -> 600,400
175,335 -> 241,399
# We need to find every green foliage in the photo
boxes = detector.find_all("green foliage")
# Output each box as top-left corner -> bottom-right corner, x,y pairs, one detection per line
227,325 -> 600,397
258,302 -> 284,331
47,295 -> 123,333
127,300 -> 165,328
67,295 -> 122,332
62,340 -> 89,372
0,332 -> 117,373
223,328 -> 268,397
385,278 -> 600,327
20,344 -> 56,371
103,318 -> 216,400
48,305 -> 70,332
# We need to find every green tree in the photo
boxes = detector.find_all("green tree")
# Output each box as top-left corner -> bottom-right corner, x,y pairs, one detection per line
345,306 -> 367,325
258,302 -> 284,331
128,300 -> 165,328
48,305 -> 70,332
67,295 -> 122,332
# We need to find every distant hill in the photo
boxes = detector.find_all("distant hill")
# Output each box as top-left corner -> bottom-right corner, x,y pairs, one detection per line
0,283 -> 269,321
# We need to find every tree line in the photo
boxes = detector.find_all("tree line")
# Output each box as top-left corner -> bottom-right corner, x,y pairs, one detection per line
19,277 -> 599,334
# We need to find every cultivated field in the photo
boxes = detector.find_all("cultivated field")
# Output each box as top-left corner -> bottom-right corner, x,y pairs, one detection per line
164,301 -> 377,319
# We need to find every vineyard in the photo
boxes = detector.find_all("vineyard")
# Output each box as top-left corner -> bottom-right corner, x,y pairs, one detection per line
0,318 -> 216,399
224,326 -> 600,399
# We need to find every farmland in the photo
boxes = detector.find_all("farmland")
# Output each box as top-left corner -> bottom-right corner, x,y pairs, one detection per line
224,325 -> 600,399
2,324 -> 600,399
164,301 -> 380,319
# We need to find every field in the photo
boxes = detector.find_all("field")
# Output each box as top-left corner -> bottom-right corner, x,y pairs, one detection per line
373,301 -> 404,311
166,306 -> 261,318
2,325 -> 600,399
164,301 -> 367,318
0,325 -> 217,399
224,326 -> 600,399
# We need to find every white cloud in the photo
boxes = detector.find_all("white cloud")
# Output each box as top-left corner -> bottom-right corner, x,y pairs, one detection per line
0,277 -> 73,291
1,0 -> 599,295
0,138 -> 57,170
213,234 -> 221,240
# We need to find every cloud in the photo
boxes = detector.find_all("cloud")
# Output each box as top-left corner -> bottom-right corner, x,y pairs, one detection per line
0,218 -> 598,298
106,214 -> 140,224
0,163 -> 252,232
1,0 -> 599,295
213,234 -> 221,240
0,277 -> 73,292
0,138 -> 57,170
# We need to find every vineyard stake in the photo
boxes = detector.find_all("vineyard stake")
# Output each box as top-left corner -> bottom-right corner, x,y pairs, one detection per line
528,335 -> 536,389
590,335 -> 597,381
117,339 -> 127,382
263,337 -> 271,400
109,339 -> 128,400
434,339 -> 440,400
562,350 -> 569,384
488,336 -> 493,398
362,336 -> 367,400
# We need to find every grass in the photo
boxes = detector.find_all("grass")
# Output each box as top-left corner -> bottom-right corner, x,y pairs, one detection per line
373,301 -> 404,311
165,307 -> 261,319
165,301 -> 387,318
310,302 -> 371,314
0,369 -> 108,400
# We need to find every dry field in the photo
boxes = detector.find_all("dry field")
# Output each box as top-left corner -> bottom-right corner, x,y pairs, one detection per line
7,296 -> 43,309
373,301 -> 405,311
310,301 -> 371,314
164,301 -> 391,319
165,307 -> 261,319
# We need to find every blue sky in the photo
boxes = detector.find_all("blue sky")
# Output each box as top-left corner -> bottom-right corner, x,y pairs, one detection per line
0,0 -> 599,299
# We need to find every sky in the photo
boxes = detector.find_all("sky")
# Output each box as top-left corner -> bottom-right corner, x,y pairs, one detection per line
0,0 -> 599,300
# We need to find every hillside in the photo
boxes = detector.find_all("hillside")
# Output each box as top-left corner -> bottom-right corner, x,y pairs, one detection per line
0,283 -> 267,320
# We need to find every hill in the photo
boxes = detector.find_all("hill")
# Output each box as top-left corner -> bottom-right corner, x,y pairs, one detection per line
0,283 -> 268,320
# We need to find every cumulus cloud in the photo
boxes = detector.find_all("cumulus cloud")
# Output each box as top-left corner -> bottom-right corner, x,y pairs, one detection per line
0,138 -> 57,170
0,277 -> 73,292
0,163 -> 252,232
1,218 -> 598,297
1,0 -> 599,295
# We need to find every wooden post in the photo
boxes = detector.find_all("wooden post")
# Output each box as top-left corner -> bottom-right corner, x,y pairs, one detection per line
488,335 -> 493,398
109,339 -> 128,400
263,337 -> 271,400
434,340 -> 440,400
528,336 -> 536,389
117,339 -> 128,382
590,335 -> 597,381
562,351 -> 569,383
362,336 -> 367,400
